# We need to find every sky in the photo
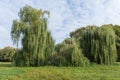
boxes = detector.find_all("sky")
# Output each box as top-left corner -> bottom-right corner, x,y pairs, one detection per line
0,0 -> 120,48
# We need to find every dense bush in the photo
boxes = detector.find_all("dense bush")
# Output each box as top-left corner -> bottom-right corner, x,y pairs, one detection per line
52,38 -> 89,66
0,46 -> 17,62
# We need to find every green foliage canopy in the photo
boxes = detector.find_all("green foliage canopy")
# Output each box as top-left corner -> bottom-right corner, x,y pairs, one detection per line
0,46 -> 17,62
52,38 -> 89,66
75,25 -> 117,65
112,25 -> 120,61
11,6 -> 54,66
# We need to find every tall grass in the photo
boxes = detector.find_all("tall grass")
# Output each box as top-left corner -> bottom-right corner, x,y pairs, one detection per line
0,62 -> 119,80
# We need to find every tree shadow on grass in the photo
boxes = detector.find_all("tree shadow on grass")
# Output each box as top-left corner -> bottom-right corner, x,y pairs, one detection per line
0,62 -> 11,67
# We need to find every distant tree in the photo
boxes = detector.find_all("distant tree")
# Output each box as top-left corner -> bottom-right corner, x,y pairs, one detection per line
0,46 -> 17,62
11,5 -> 54,66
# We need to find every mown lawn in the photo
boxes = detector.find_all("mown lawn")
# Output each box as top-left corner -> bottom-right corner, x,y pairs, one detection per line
0,62 -> 120,80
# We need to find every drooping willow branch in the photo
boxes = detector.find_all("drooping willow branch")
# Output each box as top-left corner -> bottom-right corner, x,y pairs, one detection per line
11,5 -> 54,66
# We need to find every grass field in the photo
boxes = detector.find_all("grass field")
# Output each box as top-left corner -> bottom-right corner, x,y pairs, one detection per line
0,62 -> 120,80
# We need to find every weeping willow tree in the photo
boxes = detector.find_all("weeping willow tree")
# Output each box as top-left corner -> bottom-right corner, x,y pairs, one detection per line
52,38 -> 89,66
82,25 -> 117,65
11,5 -> 54,66
44,31 -> 55,65
112,25 -> 120,61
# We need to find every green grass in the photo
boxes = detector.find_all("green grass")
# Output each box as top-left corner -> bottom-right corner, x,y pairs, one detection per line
0,62 -> 120,80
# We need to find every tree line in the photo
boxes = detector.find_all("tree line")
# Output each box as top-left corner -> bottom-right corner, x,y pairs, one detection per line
1,5 -> 120,66
0,46 -> 17,62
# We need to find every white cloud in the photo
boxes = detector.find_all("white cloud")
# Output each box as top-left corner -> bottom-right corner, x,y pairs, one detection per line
0,25 -> 12,48
0,25 -> 10,39
0,0 -> 120,48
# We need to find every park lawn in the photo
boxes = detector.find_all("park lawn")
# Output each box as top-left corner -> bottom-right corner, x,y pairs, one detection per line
0,62 -> 120,80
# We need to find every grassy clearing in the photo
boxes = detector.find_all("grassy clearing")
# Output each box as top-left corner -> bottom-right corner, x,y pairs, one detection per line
0,62 -> 120,80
